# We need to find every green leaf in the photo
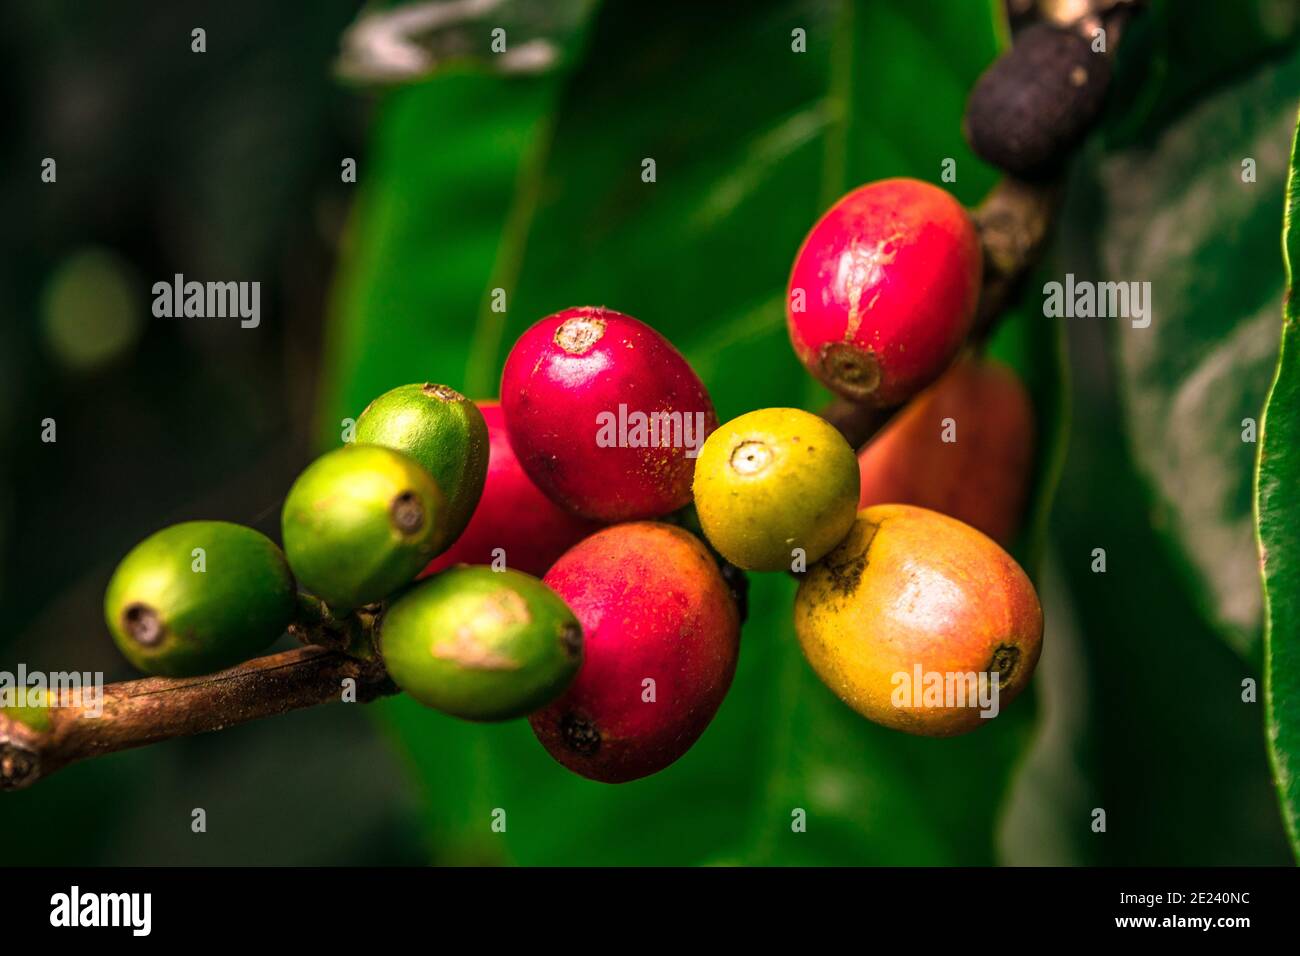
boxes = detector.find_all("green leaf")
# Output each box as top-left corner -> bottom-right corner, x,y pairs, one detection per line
1106,0 -> 1300,147
1255,105 -> 1300,861
336,0 -> 597,85
322,0 -> 1066,864
1095,45 -> 1300,661
317,72 -> 568,444
987,280 -> 1071,577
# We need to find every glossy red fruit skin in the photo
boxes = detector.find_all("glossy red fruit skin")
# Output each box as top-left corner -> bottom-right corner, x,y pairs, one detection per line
856,358 -> 1034,546
500,306 -> 718,522
786,178 -> 981,407
421,401 -> 601,578
530,522 -> 740,784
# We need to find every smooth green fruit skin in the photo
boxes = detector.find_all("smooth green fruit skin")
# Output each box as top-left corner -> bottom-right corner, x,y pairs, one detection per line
1,688 -> 53,731
693,407 -> 859,572
103,521 -> 296,677
381,566 -> 582,721
282,445 -> 448,610
355,383 -> 488,544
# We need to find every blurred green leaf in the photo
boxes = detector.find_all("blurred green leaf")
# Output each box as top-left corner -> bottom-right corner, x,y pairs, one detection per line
994,553 -> 1095,866
1047,360 -> 1292,863
987,283 -> 1070,577
318,70 -> 572,444
1255,105 -> 1300,861
322,0 -> 1065,864
1106,0 -> 1300,147
1093,44 -> 1300,662
337,0 -> 597,85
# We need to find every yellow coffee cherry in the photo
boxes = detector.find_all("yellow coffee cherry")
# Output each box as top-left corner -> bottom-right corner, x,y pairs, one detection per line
794,504 -> 1043,736
692,407 -> 858,572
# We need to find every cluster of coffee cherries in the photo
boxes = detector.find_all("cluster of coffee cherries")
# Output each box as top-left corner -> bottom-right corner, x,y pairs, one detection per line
104,177 -> 1043,783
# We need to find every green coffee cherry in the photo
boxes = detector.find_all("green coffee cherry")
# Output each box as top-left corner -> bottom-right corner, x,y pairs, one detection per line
355,383 -> 488,543
282,444 -> 448,610
0,687 -> 53,732
381,566 -> 582,721
103,521 -> 296,677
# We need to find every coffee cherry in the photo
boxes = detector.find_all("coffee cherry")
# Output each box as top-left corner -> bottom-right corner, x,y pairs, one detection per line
500,306 -> 718,521
281,445 -> 447,610
693,407 -> 858,572
786,178 -> 981,406
794,504 -> 1042,736
661,503 -> 751,624
104,521 -> 296,677
857,358 -> 1034,546
530,522 -> 740,782
421,401 -> 601,578
0,687 -> 52,732
964,23 -> 1111,179
381,566 -> 582,721
355,383 -> 489,544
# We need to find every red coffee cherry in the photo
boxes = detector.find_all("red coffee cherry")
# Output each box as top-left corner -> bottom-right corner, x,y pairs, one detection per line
422,401 -> 601,578
501,306 -> 718,521
530,522 -> 740,783
856,358 -> 1034,546
786,178 -> 981,406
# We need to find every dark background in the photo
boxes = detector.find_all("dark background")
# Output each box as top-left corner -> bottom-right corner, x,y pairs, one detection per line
0,1 -> 429,864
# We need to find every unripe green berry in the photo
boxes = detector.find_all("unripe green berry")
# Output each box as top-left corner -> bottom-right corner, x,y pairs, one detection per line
103,521 -> 296,677
381,566 -> 582,721
0,687 -> 53,732
692,408 -> 859,572
355,383 -> 489,544
282,445 -> 448,610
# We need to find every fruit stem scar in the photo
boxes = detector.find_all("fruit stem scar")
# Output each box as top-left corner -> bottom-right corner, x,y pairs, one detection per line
988,643 -> 1021,684
729,440 -> 773,476
389,491 -> 426,534
819,342 -> 881,400
823,519 -> 881,595
421,383 -> 463,402
123,603 -> 164,647
561,712 -> 601,755
554,316 -> 606,355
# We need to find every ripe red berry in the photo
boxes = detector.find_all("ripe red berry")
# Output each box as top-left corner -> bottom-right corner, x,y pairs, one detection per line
421,401 -> 602,578
786,178 -> 981,406
856,358 -> 1034,546
530,522 -> 740,783
500,306 -> 718,522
